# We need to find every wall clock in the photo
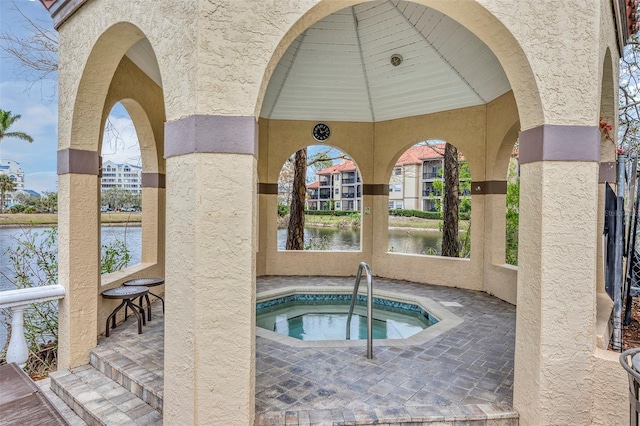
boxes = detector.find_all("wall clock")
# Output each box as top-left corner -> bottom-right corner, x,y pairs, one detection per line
312,123 -> 331,142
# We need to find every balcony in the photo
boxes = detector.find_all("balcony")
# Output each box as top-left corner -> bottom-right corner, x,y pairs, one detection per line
422,172 -> 441,179
422,189 -> 441,197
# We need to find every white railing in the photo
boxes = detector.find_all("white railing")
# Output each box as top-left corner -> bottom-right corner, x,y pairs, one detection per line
0,285 -> 65,368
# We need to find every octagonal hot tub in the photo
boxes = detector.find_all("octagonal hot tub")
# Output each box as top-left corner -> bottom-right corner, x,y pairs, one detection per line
255,287 -> 463,348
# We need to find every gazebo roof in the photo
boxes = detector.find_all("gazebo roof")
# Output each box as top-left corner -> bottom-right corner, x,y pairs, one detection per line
260,1 -> 511,122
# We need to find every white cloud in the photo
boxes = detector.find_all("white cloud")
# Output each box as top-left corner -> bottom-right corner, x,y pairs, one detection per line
101,109 -> 141,166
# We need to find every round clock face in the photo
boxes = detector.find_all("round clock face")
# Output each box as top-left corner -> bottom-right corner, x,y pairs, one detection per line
312,123 -> 331,142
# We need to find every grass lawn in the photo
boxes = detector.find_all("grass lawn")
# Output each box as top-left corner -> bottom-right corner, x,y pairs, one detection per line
304,214 -> 469,231
0,213 -> 142,226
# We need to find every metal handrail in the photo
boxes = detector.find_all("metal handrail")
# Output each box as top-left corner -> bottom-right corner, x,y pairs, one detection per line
346,262 -> 373,359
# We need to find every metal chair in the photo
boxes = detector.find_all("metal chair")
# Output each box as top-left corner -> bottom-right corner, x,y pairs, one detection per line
620,348 -> 640,425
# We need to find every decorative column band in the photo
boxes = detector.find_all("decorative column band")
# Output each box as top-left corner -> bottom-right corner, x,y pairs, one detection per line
141,173 -> 166,188
164,115 -> 258,158
470,181 -> 507,195
599,161 -> 617,183
57,149 -> 99,175
257,183 -> 278,194
519,124 -> 600,164
362,184 -> 388,196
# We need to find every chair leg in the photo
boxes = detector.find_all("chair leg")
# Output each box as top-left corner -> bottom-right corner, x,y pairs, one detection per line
127,301 -> 144,334
105,301 -> 126,337
145,293 -> 152,321
149,291 -> 165,314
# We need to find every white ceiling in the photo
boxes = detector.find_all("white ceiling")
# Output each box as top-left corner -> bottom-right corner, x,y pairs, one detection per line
261,0 -> 511,122
125,38 -> 163,88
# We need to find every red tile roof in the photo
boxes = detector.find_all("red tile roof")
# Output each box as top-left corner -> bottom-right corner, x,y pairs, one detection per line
316,160 -> 358,174
395,143 -> 446,165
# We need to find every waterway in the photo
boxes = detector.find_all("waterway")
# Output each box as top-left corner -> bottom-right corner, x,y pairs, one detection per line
276,226 -> 443,255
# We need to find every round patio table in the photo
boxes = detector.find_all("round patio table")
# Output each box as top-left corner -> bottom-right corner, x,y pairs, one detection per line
123,277 -> 165,321
101,286 -> 149,337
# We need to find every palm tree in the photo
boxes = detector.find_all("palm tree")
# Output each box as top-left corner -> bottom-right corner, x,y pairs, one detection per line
0,174 -> 16,213
0,110 -> 34,143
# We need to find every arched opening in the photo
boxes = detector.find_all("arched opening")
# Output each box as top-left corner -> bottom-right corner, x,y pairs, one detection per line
253,2 -> 532,420
57,24 -> 165,369
387,140 -> 471,257
277,145 -> 362,251
100,102 -> 142,271
505,143 -> 520,266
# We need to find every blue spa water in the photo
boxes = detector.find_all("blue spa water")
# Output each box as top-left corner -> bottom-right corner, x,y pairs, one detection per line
256,294 -> 437,341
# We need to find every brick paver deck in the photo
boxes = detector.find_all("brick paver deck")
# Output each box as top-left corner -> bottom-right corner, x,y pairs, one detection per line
254,276 -> 516,424
43,276 -> 518,425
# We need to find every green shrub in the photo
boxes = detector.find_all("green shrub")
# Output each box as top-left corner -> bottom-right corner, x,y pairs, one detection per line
277,203 -> 290,217
388,208 -> 470,221
23,206 -> 36,214
305,210 -> 357,217
9,204 -> 25,213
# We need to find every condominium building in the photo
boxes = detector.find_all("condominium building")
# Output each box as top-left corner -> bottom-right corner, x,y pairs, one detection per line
390,143 -> 467,212
307,160 -> 362,211
307,143 -> 469,212
101,160 -> 142,193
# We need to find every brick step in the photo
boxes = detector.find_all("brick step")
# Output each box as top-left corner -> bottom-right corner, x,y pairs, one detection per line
255,404 -> 519,425
90,344 -> 163,412
49,366 -> 162,426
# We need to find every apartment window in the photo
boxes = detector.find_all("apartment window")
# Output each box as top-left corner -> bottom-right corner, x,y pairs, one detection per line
335,188 -> 339,195
334,174 -> 340,181
389,185 -> 393,193
388,201 -> 394,209
394,184 -> 402,192
335,202 -> 341,210
396,201 -> 403,209
394,166 -> 402,175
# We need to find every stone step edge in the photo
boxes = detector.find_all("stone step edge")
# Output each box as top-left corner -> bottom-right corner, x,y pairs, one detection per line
255,404 -> 519,426
49,368 -> 144,426
89,348 -> 163,413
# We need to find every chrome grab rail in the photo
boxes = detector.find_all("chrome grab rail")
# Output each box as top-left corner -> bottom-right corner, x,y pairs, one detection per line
346,262 -> 373,359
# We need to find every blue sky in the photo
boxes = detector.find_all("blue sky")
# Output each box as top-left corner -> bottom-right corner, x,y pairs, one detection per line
0,0 -> 140,193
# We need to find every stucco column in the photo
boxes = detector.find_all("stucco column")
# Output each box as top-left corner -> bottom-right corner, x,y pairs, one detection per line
140,175 -> 166,265
256,184 -> 277,276
472,182 -> 517,304
57,149 -> 101,369
163,115 -> 257,426
367,184 -> 391,264
513,125 -> 599,425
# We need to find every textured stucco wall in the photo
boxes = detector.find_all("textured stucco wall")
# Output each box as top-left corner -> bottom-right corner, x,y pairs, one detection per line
589,1 -> 626,423
515,161 -> 600,425
165,153 -> 257,425
257,104 -> 517,300
57,173 -> 100,369
101,56 -> 165,174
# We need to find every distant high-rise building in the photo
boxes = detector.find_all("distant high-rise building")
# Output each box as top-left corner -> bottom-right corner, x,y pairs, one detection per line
0,159 -> 40,207
101,160 -> 142,194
